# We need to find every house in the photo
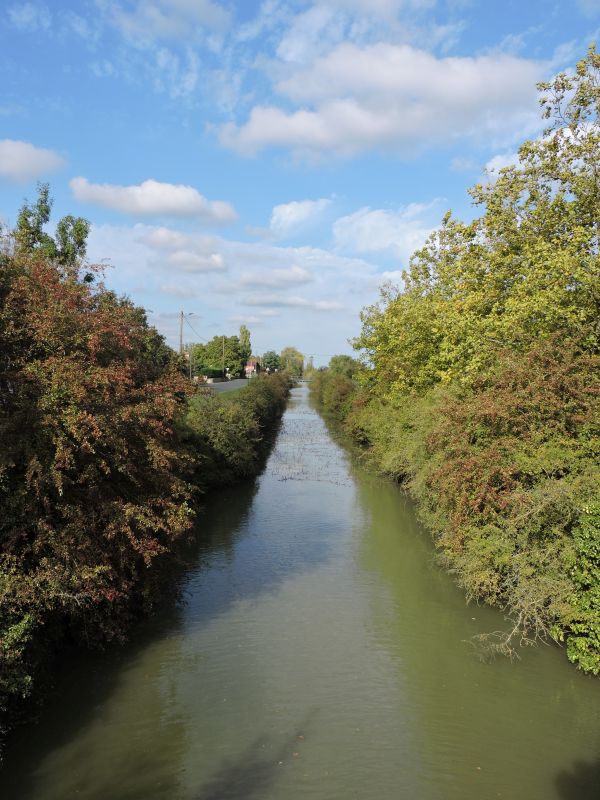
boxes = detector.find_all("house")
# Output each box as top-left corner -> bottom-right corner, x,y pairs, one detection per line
244,358 -> 261,378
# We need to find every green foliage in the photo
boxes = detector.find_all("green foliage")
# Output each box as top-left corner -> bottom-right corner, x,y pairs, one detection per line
344,47 -> 600,672
280,346 -> 304,377
0,191 -> 292,739
567,502 -> 600,674
0,245 -> 195,727
262,350 -> 281,372
192,335 -> 245,377
328,354 -> 360,379
356,46 -> 600,395
185,374 -> 291,485
238,325 -> 252,363
15,183 -> 90,267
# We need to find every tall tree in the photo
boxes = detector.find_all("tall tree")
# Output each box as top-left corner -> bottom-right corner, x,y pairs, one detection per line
280,346 -> 304,377
239,325 -> 251,363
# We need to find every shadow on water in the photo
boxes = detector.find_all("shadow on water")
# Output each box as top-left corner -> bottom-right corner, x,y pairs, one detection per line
0,401 -> 338,796
194,711 -> 318,800
555,756 -> 600,800
0,479 -> 263,796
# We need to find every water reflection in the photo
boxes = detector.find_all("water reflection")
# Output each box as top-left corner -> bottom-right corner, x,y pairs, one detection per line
555,755 -> 600,800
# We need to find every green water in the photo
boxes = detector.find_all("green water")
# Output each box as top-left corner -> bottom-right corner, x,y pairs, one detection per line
1,388 -> 599,799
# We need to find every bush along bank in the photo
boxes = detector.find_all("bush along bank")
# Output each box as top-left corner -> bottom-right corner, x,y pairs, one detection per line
0,204 -> 291,744
184,372 -> 291,488
313,48 -> 600,674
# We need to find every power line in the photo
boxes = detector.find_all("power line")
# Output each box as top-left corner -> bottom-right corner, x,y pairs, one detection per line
183,315 -> 208,343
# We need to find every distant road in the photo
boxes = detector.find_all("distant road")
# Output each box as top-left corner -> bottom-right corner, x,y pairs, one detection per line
207,378 -> 249,393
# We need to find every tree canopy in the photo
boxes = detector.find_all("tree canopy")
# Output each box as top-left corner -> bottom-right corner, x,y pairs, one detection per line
192,335 -> 246,377
262,350 -> 281,372
280,346 -> 304,377
320,45 -> 600,673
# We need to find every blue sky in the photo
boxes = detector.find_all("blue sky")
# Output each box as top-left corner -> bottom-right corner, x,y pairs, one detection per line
0,0 -> 598,363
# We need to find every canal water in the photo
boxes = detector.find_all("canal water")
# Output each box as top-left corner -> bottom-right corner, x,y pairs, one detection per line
1,388 -> 599,799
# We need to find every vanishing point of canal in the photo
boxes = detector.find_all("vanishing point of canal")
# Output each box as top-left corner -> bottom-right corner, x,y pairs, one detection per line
1,387 -> 599,800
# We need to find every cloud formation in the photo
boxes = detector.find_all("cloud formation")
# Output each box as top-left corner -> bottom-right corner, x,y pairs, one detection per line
219,43 -> 542,158
7,2 -> 51,31
243,293 -> 343,311
0,139 -> 64,183
165,250 -> 226,272
270,198 -> 331,238
240,265 -> 313,288
105,0 -> 230,44
70,177 -> 237,222
333,202 -> 437,264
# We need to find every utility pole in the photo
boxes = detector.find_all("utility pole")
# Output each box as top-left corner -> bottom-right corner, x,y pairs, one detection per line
179,311 -> 184,356
222,335 -> 225,379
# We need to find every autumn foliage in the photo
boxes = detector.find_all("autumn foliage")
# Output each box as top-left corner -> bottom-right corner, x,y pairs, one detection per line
0,224 -> 290,734
314,47 -> 600,672
0,249 -> 195,724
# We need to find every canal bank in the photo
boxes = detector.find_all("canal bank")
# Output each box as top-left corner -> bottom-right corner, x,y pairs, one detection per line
0,387 -> 598,800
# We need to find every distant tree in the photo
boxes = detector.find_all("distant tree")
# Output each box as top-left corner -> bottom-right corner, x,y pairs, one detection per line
262,350 -> 281,372
193,335 -> 245,377
239,325 -> 251,362
328,354 -> 360,378
280,346 -> 304,377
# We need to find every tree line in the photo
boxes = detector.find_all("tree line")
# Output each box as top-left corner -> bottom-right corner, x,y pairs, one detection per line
185,333 -> 305,381
312,47 -> 600,673
0,195 -> 293,743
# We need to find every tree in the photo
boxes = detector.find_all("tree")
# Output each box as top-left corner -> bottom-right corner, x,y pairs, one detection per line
356,44 -> 600,394
0,241 -> 192,719
192,335 -> 245,377
328,354 -> 360,378
262,350 -> 280,372
15,183 -> 90,268
349,45 -> 600,673
239,325 -> 251,363
280,346 -> 304,377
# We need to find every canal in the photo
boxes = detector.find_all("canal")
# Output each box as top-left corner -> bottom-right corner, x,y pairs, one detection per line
1,387 -> 598,799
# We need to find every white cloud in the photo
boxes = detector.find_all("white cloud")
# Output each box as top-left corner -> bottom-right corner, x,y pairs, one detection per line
228,314 -> 267,325
137,225 -> 194,249
86,221 -> 405,356
159,283 -> 199,297
153,47 -> 200,98
485,151 -> 520,175
276,6 -> 346,64
70,177 -> 237,222
219,43 -> 542,158
0,139 -> 64,183
166,250 -> 226,272
240,265 -> 313,288
106,0 -> 230,44
333,203 -> 436,264
243,293 -> 344,311
7,2 -> 51,31
270,198 -> 331,238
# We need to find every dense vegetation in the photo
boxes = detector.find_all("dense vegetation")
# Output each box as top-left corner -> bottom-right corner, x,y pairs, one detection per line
313,47 -> 600,672
190,326 -> 251,379
0,198 -> 290,743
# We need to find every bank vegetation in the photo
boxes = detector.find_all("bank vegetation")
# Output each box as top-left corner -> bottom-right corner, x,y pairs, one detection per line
313,47 -> 600,674
0,197 -> 290,743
